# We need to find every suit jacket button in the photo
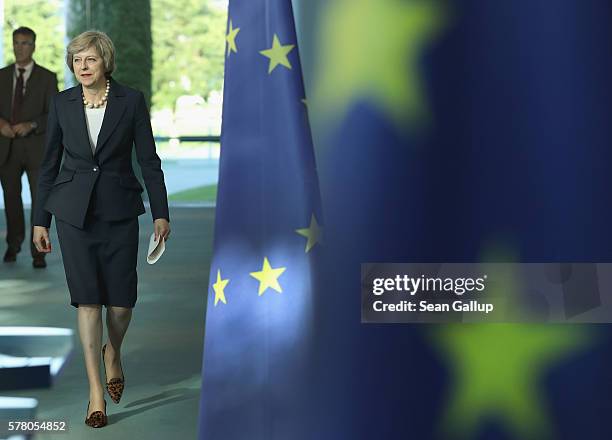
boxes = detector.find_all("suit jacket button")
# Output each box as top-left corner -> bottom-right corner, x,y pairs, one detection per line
93,167 -> 98,172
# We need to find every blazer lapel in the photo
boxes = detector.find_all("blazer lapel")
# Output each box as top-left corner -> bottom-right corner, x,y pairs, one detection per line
23,62 -> 38,103
94,79 -> 126,157
2,64 -> 15,115
67,84 -> 94,160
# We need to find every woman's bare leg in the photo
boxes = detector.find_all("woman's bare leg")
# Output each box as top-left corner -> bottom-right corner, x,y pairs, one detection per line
103,306 -> 132,378
77,304 -> 104,415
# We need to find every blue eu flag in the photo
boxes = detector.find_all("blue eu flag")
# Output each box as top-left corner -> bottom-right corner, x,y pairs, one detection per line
305,1 -> 612,439
197,1 -> 322,438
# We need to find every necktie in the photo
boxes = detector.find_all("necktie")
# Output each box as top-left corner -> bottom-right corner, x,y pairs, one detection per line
11,68 -> 26,124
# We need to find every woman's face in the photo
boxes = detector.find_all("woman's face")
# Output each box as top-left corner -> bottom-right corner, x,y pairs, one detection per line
73,47 -> 105,88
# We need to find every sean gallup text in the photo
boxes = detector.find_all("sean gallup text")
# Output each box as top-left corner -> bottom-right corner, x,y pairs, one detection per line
372,300 -> 494,314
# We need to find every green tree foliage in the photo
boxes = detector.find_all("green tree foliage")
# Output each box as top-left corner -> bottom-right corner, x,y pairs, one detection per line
67,0 -> 152,107
2,0 -> 65,89
151,0 -> 225,111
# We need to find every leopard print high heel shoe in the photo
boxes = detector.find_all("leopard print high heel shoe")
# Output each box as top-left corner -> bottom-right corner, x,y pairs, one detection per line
85,399 -> 107,428
102,344 -> 125,404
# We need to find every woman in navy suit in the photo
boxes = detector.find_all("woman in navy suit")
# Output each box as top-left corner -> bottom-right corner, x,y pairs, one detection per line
32,31 -> 170,428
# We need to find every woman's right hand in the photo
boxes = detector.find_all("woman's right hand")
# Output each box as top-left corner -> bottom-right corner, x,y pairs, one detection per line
33,226 -> 52,253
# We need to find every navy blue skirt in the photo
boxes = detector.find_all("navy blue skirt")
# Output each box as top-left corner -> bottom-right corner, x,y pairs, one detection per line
55,209 -> 139,309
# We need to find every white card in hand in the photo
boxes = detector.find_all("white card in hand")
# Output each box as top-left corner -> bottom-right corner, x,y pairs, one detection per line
147,233 -> 166,264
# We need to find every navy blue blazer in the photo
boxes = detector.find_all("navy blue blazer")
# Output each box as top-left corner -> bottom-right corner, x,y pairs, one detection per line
33,78 -> 170,229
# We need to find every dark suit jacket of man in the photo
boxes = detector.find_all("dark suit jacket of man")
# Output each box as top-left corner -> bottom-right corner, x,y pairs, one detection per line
0,62 -> 58,167
33,78 -> 170,229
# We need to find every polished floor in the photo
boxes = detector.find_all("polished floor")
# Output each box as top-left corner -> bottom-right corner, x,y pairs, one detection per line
0,207 -> 213,439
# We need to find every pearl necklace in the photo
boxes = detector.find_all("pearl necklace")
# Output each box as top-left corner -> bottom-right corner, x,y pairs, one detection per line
83,80 -> 110,108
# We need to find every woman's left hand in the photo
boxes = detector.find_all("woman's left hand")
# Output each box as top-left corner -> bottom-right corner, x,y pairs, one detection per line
153,218 -> 171,242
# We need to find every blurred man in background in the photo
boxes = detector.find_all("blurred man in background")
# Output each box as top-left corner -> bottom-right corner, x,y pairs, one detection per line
0,26 -> 58,268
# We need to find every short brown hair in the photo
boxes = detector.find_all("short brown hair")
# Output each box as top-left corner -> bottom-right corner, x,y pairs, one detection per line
66,30 -> 116,78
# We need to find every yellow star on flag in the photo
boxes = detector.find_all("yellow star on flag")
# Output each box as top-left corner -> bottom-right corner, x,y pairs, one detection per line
259,34 -> 295,74
212,270 -> 229,306
433,258 -> 592,438
226,20 -> 240,57
249,257 -> 286,295
313,0 -> 447,130
296,214 -> 322,252
435,324 -> 589,438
